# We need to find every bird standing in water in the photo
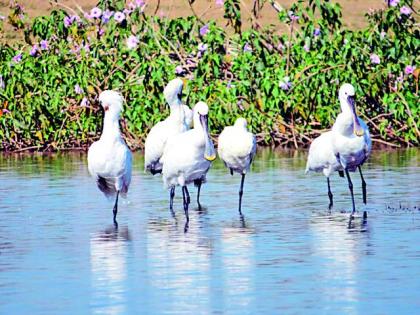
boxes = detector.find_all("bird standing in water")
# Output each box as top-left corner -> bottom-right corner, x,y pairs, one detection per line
218,118 -> 256,214
88,90 -> 132,224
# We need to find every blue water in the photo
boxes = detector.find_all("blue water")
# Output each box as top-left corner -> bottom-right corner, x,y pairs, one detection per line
0,149 -> 419,314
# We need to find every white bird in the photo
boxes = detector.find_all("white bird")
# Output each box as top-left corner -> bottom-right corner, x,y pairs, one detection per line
144,78 -> 192,175
331,83 -> 371,218
218,118 -> 257,214
161,101 -> 216,221
87,90 -> 132,224
305,131 -> 342,210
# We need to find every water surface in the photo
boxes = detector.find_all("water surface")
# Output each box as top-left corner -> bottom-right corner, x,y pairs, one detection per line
0,149 -> 419,314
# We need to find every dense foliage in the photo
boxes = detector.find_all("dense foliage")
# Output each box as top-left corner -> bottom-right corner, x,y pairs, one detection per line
0,0 -> 418,151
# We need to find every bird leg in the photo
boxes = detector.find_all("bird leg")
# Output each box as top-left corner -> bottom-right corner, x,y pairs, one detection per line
358,166 -> 367,204
113,191 -> 119,224
182,186 -> 190,222
185,185 -> 191,206
327,177 -> 333,211
169,186 -> 175,211
196,180 -> 202,209
345,169 -> 356,218
238,174 -> 246,215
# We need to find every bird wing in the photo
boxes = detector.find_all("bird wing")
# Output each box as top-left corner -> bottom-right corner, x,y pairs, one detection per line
306,131 -> 338,174
144,121 -> 168,171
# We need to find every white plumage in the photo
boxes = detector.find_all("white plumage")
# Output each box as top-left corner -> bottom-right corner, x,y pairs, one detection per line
88,90 -> 132,223
161,101 -> 216,220
332,83 -> 371,218
306,83 -> 371,218
305,131 -> 342,210
144,78 -> 192,175
218,117 -> 256,213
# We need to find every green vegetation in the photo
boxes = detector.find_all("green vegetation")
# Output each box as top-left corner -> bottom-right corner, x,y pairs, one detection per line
0,0 -> 418,151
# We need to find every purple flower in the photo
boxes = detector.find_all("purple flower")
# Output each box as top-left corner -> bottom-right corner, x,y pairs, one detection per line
227,80 -> 233,89
12,53 -> 22,63
303,44 -> 310,52
0,75 -> 4,90
83,43 -> 90,53
198,43 -> 208,53
114,12 -> 125,23
277,42 -> 284,51
175,66 -> 184,74
29,45 -> 38,56
126,35 -> 139,50
313,28 -> 321,37
288,11 -> 299,21
243,42 -> 252,52
404,65 -> 415,75
84,12 -> 92,20
216,0 -> 224,7
64,16 -> 73,28
0,15 -> 5,20
200,24 -> 209,36
123,8 -> 132,15
388,0 -> 399,7
237,99 -> 244,111
102,10 -> 114,23
80,97 -> 89,107
90,7 -> 102,19
74,84 -> 83,94
136,0 -> 145,7
370,53 -> 380,65
40,40 -> 49,50
279,77 -> 292,90
98,28 -> 105,36
400,6 -> 411,15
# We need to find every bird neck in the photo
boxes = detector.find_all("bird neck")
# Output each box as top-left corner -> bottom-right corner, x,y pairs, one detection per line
339,96 -> 353,116
193,115 -> 205,134
169,100 -> 185,122
101,113 -> 121,140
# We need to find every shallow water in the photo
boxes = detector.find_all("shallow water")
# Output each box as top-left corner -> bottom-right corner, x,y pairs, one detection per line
0,149 -> 419,314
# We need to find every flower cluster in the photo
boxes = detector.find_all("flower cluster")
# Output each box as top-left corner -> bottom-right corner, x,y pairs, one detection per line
279,77 -> 292,91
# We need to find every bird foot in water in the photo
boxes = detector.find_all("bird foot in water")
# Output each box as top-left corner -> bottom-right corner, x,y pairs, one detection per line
363,211 -> 368,219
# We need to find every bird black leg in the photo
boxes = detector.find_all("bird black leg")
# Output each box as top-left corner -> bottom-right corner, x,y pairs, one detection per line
196,180 -> 202,209
113,191 -> 119,224
182,186 -> 190,222
238,174 -> 246,215
358,166 -> 367,204
345,169 -> 356,218
327,177 -> 333,211
169,187 -> 175,211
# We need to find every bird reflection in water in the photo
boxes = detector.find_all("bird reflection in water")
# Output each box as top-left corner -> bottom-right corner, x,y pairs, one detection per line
90,225 -> 131,315
310,213 -> 371,311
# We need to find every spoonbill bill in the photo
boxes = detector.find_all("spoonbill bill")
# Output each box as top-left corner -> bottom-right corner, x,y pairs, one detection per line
218,118 -> 257,214
161,101 -> 216,221
88,90 -> 132,224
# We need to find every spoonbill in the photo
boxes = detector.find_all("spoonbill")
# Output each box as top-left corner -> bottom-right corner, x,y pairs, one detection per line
331,83 -> 371,218
144,78 -> 192,175
305,131 -> 342,210
161,101 -> 216,221
218,118 -> 257,214
88,90 -> 132,224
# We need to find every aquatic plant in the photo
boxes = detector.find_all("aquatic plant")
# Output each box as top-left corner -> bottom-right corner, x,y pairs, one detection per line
0,0 -> 418,151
